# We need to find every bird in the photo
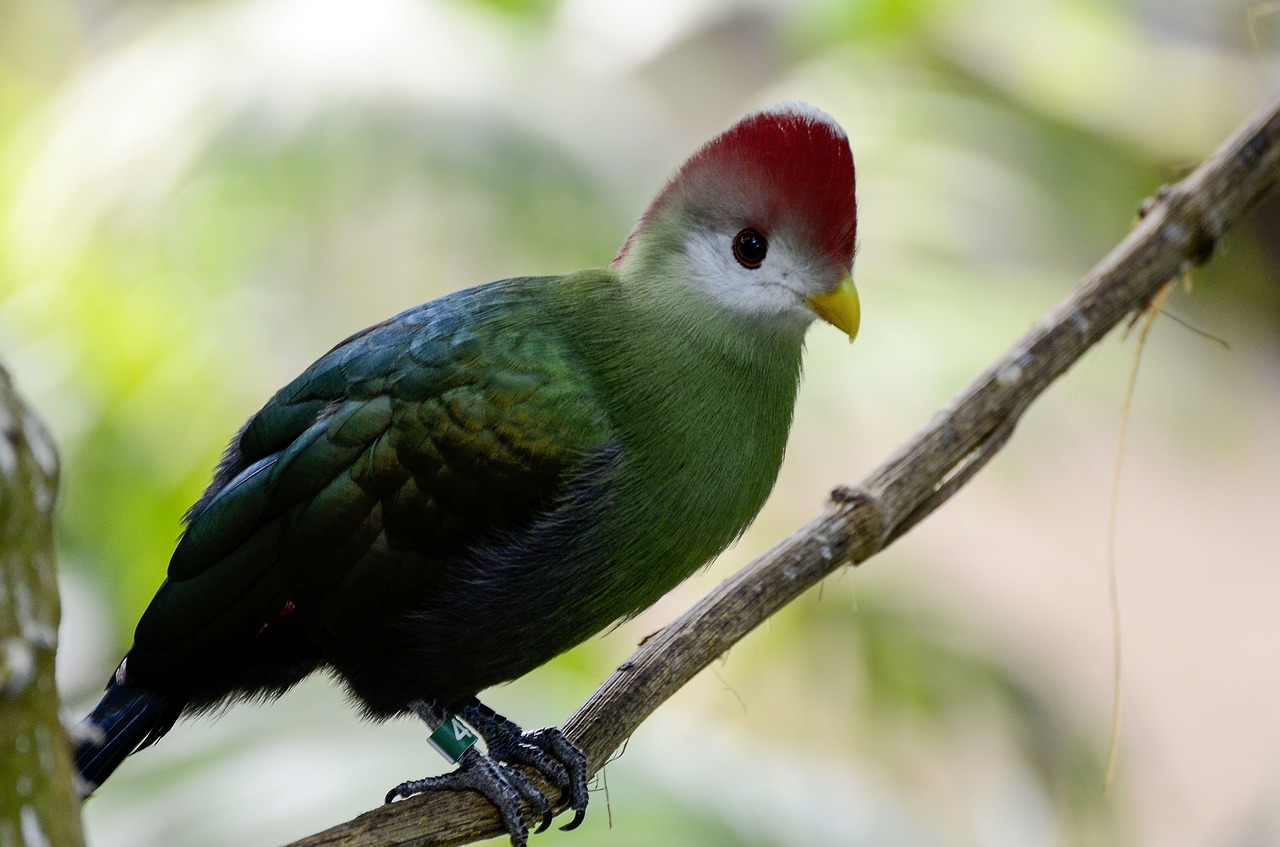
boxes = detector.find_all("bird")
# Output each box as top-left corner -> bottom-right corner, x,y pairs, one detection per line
71,101 -> 860,845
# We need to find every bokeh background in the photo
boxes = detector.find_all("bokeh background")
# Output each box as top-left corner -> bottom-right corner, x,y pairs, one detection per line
1,0 -> 1277,845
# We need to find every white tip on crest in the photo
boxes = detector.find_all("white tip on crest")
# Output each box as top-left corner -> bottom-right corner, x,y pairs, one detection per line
745,101 -> 847,138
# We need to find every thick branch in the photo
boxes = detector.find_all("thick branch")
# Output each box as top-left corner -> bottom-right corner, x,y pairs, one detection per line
287,94 -> 1280,847
0,367 -> 83,847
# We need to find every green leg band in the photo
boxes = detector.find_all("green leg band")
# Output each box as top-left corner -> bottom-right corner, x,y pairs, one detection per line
428,715 -> 479,763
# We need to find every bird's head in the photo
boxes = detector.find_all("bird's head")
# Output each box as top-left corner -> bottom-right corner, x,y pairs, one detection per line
615,102 -> 859,343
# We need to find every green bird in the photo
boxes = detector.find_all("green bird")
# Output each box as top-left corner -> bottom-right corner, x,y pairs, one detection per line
73,101 -> 860,844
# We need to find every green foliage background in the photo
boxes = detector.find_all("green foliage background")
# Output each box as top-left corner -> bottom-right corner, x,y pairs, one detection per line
1,0 -> 1276,845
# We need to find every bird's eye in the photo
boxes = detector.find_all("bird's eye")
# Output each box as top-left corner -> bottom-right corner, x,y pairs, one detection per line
732,228 -> 768,269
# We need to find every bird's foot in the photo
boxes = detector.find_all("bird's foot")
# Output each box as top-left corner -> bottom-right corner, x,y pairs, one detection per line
458,700 -> 589,832
386,699 -> 589,846
386,745 -> 552,846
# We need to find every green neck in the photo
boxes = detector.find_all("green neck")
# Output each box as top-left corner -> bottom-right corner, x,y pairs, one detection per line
555,267 -> 805,448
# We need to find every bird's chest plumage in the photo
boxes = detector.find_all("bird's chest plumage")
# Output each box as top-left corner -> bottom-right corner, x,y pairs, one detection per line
603,355 -> 796,597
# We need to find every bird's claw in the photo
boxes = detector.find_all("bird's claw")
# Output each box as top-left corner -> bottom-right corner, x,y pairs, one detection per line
385,746 -> 550,846
457,702 -> 590,832
389,702 -> 590,845
519,727 -> 588,830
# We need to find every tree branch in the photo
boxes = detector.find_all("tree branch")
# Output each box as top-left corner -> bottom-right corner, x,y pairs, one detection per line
1,366 -> 84,847
286,93 -> 1280,847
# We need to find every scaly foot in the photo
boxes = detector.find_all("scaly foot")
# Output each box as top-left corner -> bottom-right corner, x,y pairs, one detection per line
385,699 -> 589,845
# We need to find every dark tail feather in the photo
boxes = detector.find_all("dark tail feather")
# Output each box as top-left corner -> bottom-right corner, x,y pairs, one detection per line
72,683 -> 172,797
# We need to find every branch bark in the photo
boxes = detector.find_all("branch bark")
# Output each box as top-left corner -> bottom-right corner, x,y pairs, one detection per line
0,366 -> 84,847
287,94 -> 1280,847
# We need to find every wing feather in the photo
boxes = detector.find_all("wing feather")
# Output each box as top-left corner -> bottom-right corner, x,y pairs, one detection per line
130,279 -> 613,682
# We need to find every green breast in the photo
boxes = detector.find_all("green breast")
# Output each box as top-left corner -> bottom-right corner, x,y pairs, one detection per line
551,270 -> 805,619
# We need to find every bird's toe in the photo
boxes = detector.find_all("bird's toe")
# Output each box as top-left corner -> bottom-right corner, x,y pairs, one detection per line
384,746 -> 543,847
519,727 -> 589,829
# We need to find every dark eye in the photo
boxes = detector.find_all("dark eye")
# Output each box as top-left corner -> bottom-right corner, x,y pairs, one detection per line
732,228 -> 768,269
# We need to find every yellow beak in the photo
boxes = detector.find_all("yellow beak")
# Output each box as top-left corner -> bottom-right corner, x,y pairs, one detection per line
806,273 -> 860,342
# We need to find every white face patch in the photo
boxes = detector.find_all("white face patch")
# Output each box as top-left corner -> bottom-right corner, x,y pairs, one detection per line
681,226 -> 828,332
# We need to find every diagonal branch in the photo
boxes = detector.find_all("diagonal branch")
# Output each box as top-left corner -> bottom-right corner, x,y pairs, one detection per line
286,93 -> 1280,847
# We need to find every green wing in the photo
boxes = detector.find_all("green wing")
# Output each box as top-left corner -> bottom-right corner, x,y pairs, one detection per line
130,279 -> 613,680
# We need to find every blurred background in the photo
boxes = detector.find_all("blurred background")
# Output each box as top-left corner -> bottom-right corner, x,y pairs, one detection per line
1,0 -> 1277,845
